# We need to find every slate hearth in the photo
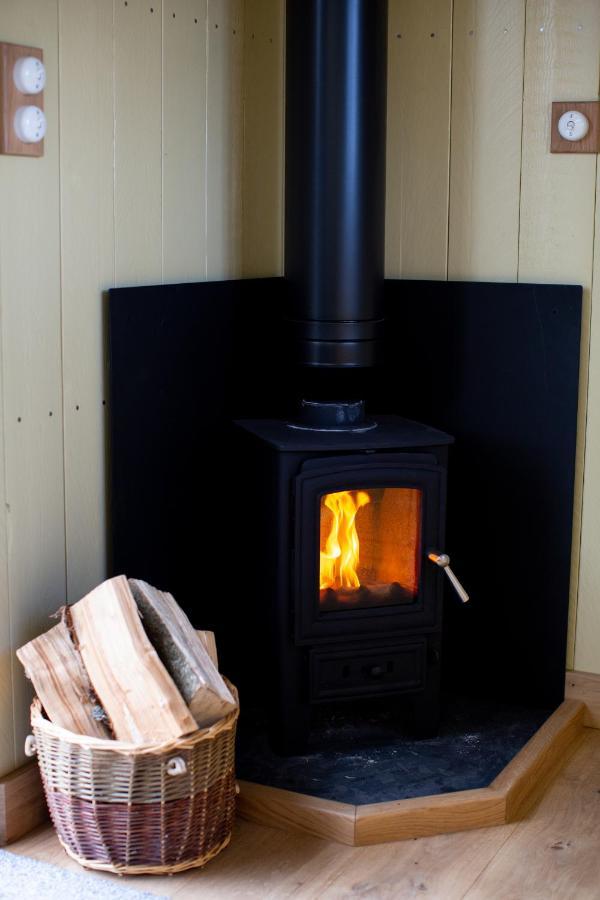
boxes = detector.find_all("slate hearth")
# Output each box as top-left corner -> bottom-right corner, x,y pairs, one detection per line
236,697 -> 551,805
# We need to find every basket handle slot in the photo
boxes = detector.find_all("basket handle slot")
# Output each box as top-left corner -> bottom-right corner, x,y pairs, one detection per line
24,735 -> 37,757
166,756 -> 187,776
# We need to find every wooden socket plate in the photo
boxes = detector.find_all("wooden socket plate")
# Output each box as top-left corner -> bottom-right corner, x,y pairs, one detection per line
551,101 -> 600,154
0,42 -> 44,157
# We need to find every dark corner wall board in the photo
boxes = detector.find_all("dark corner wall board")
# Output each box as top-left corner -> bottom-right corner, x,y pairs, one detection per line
108,278 -> 581,708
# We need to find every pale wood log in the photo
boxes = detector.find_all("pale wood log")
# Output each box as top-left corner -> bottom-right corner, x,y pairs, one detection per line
16,619 -> 108,739
70,575 -> 197,743
197,630 -> 219,669
130,579 -> 236,728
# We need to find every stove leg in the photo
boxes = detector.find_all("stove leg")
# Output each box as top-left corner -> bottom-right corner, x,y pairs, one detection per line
269,703 -> 310,756
410,694 -> 441,737
410,641 -> 442,737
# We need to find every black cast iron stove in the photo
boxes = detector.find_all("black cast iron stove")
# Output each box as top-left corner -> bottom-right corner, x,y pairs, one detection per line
234,0 -> 460,752
236,401 -> 453,752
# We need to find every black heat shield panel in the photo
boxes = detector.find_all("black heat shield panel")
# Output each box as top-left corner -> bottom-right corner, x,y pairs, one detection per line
385,280 -> 581,707
108,277 -> 581,708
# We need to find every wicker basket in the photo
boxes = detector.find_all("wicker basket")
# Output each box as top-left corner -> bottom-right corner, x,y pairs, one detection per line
27,681 -> 239,875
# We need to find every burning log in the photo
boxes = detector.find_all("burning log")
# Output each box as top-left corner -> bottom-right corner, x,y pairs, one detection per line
16,618 -> 110,739
129,579 -> 237,729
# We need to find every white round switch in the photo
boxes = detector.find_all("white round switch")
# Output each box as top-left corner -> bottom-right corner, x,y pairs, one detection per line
13,56 -> 46,94
557,109 -> 590,142
14,105 -> 47,143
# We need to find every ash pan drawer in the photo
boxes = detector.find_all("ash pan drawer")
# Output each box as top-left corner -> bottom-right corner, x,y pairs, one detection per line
310,640 -> 425,701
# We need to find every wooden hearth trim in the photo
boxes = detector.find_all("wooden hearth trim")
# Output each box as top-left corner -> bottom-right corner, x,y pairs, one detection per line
565,670 -> 600,728
237,698 -> 586,846
0,761 -> 48,845
353,787 -> 506,846
236,781 -> 356,845
0,685 -> 590,847
491,698 -> 585,820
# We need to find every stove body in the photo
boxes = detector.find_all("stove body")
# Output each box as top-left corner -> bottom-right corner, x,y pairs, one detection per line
236,411 -> 453,752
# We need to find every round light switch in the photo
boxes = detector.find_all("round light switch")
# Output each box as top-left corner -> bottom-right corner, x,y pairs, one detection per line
557,109 -> 590,142
14,105 -> 47,143
13,56 -> 46,94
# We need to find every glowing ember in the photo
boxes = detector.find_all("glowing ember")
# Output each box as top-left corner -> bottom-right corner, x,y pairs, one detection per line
319,490 -> 371,590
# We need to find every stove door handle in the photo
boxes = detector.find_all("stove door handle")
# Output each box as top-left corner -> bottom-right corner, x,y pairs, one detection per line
428,552 -> 470,604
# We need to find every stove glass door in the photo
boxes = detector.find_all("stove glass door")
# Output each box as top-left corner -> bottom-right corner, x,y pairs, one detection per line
319,487 -> 422,612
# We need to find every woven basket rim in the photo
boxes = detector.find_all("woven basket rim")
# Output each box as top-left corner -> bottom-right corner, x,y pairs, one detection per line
30,678 -> 239,755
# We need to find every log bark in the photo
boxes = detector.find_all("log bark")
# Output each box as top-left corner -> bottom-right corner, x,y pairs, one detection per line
130,579 -> 237,728
16,619 -> 109,738
70,575 -> 198,743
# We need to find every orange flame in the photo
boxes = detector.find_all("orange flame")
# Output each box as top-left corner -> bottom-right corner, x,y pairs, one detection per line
320,490 -> 371,591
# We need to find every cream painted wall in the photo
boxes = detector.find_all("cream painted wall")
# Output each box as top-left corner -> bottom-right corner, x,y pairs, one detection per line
0,0 -> 599,778
0,0 -> 246,777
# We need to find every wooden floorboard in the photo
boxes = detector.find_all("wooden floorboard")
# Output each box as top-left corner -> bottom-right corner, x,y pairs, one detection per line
7,729 -> 600,899
464,728 -> 600,900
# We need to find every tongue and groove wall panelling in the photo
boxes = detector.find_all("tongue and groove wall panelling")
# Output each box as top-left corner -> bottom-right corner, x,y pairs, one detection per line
114,0 -> 163,286
448,1 -> 525,280
58,0 -> 114,608
0,0 -> 66,774
385,0 -> 453,280
206,0 -> 244,279
575,155 -> 600,672
517,0 -> 600,670
163,0 -> 208,282
241,0 -> 284,278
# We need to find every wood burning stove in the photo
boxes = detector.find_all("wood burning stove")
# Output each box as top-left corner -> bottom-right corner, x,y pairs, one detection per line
236,400 -> 456,753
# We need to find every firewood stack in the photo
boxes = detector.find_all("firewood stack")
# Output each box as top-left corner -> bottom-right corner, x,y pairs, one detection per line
16,575 -> 237,743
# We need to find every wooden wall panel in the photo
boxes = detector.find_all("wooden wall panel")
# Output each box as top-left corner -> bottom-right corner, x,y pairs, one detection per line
114,0 -> 163,286
0,0 -> 66,775
241,0 -> 285,277
163,0 -> 208,282
206,0 -> 244,279
59,0 -> 114,606
385,0 -> 452,279
448,0 -> 525,280
518,0 -> 600,669
575,158 -> 600,673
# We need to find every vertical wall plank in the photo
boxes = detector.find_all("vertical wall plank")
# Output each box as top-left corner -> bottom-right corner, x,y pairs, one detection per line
241,0 -> 285,277
0,361 -> 12,774
575,159 -> 600,673
0,0 -> 66,773
448,0 -> 525,280
114,0 -> 163,285
163,0 -> 208,281
206,0 -> 244,279
59,0 -> 114,605
385,0 -> 453,279
518,0 -> 600,668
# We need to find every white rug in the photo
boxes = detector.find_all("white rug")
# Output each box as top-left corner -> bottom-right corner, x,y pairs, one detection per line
0,850 -> 166,900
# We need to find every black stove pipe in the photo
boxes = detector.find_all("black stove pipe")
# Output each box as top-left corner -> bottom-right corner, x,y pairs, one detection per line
285,0 -> 388,368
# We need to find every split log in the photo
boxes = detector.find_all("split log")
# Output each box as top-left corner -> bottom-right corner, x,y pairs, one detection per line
197,630 -> 219,669
129,579 -> 237,728
16,619 -> 109,738
70,575 -> 198,743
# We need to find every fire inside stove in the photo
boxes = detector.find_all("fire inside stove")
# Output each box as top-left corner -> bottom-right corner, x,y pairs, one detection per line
319,488 -> 422,611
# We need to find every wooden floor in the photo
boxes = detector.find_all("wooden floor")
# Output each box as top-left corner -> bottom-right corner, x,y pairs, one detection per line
8,727 -> 600,899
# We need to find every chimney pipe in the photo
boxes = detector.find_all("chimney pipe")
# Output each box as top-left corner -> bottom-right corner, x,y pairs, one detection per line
285,0 -> 388,368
